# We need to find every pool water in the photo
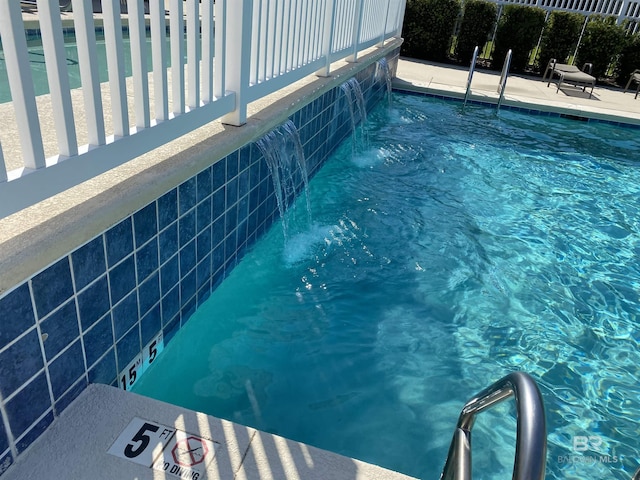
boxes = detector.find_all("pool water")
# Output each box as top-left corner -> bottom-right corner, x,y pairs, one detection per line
134,93 -> 640,480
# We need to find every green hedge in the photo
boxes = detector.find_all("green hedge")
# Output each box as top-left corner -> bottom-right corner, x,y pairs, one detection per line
617,33 -> 640,86
492,5 -> 546,72
455,0 -> 498,65
401,0 -> 461,62
576,16 -> 626,79
538,11 -> 585,72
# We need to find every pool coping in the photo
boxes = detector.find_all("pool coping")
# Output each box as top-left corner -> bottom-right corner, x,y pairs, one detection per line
1,384 -> 418,480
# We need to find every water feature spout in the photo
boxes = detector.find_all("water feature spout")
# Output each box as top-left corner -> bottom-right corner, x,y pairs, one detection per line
256,120 -> 311,240
339,77 -> 369,153
376,58 -> 393,106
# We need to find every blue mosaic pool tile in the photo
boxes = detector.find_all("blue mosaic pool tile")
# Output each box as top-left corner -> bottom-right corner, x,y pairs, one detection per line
160,255 -> 180,295
138,272 -> 160,316
179,177 -> 197,215
0,284 -> 35,348
197,167 -> 212,202
212,188 -> 225,220
226,177 -> 238,206
180,240 -> 197,276
163,315 -> 180,344
88,348 -> 117,385
47,340 -> 85,399
116,326 -> 140,371
105,218 -> 134,267
197,198 -> 212,234
226,151 -> 239,179
0,418 -> 8,455
83,314 -> 114,367
109,255 -> 136,305
197,284 -> 211,307
225,204 -> 238,235
5,373 -> 51,440
71,236 -> 106,291
54,378 -> 87,415
196,256 -> 211,292
0,451 -> 13,476
158,189 -> 178,230
181,297 -> 197,325
212,216 -> 225,248
239,144 -> 251,172
159,222 -> 178,264
31,258 -> 74,319
161,286 -> 180,325
238,196 -> 249,225
179,210 -> 196,247
112,291 -> 138,340
141,304 -> 161,346
136,238 -> 159,282
40,299 -> 79,360
133,203 -> 158,248
15,410 -> 53,455
0,330 -> 44,397
180,270 -> 197,306
197,228 -> 211,262
212,159 -> 225,190
77,275 -> 110,331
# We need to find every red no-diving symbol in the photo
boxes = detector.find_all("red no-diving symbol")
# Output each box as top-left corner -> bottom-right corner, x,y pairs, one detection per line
172,436 -> 209,467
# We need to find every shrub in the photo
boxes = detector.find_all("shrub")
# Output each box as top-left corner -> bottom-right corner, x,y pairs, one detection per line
576,16 -> 626,79
492,5 -> 546,72
616,33 -> 640,86
455,0 -> 498,65
538,11 -> 585,72
401,0 -> 461,62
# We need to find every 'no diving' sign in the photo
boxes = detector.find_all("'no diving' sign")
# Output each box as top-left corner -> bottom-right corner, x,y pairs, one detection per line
108,417 -> 218,480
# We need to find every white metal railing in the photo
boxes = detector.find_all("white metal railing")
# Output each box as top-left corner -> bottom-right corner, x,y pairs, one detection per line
0,0 -> 405,218
485,0 -> 640,23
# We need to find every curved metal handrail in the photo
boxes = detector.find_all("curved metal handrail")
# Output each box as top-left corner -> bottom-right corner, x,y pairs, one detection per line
463,46 -> 479,108
497,49 -> 512,111
440,372 -> 547,480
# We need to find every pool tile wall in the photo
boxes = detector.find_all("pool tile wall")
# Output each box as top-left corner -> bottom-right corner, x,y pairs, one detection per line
0,49 -> 398,476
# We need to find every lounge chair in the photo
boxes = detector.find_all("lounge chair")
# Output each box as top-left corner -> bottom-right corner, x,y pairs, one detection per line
624,69 -> 640,99
543,58 -> 596,98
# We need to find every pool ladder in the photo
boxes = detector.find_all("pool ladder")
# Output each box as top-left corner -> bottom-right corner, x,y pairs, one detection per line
440,372 -> 547,480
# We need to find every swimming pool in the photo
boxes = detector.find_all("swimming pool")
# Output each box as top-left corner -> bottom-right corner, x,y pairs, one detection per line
134,93 -> 640,480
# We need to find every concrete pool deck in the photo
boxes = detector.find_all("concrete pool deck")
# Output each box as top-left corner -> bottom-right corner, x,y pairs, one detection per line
2,384 -> 418,480
393,57 -> 640,124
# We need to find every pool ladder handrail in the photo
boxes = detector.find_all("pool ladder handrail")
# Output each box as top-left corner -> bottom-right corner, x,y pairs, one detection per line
497,49 -> 513,111
463,46 -> 479,108
440,371 -> 547,480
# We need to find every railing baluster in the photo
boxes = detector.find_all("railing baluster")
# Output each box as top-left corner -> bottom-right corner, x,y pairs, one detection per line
214,0 -> 228,99
38,0 -> 78,157
170,0 -> 185,114
128,0 -> 151,129
150,0 -> 169,121
72,0 -> 106,146
316,0 -> 336,76
0,143 -> 7,183
0,1 -> 45,170
186,0 -> 200,109
103,0 -> 130,137
348,0 -> 365,62
202,0 -> 215,103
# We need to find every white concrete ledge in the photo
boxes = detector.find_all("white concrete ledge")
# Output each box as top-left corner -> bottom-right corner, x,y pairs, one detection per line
3,384 -> 417,480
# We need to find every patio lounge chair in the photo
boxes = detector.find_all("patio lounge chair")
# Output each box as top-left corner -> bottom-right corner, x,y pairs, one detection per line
624,69 -> 640,99
543,58 -> 596,99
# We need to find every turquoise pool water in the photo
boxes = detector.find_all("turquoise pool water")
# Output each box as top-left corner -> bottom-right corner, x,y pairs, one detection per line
134,93 -> 640,480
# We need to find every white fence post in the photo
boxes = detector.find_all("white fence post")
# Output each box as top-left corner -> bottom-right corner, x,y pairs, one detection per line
186,0 -> 201,109
128,0 -> 151,129
214,0 -> 228,100
202,0 -> 215,103
170,0 -> 185,115
38,0 -> 78,157
72,0 -> 106,146
222,0 -> 253,126
149,0 -> 169,122
103,0 -> 130,137
0,1 -> 45,170
347,0 -> 365,62
317,0 -> 337,77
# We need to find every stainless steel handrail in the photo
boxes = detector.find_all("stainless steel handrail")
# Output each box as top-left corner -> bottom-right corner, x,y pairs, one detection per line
497,49 -> 512,111
440,372 -> 547,480
463,46 -> 479,108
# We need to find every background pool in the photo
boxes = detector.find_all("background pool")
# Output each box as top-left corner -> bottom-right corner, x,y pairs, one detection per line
134,93 -> 640,480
